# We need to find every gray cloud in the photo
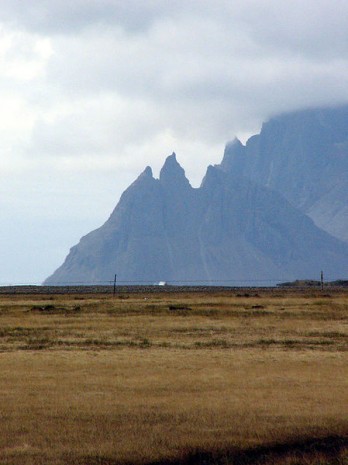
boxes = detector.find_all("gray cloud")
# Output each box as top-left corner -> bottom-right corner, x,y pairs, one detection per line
0,0 -> 179,34
35,3 -> 348,148
3,0 -> 348,58
2,0 -> 348,283
1,0 -> 348,51
4,0 -> 348,164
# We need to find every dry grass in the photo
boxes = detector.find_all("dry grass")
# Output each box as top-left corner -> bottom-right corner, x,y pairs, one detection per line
0,290 -> 347,464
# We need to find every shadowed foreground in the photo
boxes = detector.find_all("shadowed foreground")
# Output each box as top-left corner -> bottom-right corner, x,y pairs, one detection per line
73,435 -> 348,465
144,436 -> 348,465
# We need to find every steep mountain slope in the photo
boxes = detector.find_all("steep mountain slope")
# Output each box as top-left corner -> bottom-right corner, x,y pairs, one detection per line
45,153 -> 348,285
220,105 -> 348,242
45,155 -> 206,285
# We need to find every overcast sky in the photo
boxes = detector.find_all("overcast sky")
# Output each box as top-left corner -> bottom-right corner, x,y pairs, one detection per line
1,0 -> 348,284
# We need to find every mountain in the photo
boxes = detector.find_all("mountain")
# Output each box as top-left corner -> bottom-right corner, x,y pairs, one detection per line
45,146 -> 348,285
220,105 -> 348,243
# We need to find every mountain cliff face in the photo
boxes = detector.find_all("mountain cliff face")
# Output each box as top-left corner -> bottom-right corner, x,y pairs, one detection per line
220,106 -> 348,242
45,124 -> 348,285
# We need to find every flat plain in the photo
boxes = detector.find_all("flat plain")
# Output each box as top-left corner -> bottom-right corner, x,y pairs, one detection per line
0,288 -> 347,464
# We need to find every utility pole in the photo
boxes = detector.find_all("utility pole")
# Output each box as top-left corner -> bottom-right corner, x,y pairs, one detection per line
320,270 -> 324,291
113,274 -> 117,296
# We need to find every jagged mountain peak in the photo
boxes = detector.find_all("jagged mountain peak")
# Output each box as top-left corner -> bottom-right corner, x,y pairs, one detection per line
127,165 -> 155,190
143,166 -> 153,177
225,137 -> 244,150
201,164 -> 223,190
131,165 -> 154,183
220,137 -> 246,174
159,152 -> 191,189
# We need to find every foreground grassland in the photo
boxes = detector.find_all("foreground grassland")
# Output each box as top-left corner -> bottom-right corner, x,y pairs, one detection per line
0,289 -> 347,464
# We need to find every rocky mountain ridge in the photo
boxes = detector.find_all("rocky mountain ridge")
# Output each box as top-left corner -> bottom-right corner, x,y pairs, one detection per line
220,106 -> 348,242
45,105 -> 348,286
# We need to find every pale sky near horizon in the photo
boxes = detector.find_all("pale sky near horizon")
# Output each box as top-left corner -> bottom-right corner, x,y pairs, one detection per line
1,0 -> 348,284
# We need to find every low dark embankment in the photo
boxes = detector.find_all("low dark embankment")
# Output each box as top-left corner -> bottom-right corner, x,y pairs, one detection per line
1,284 -> 347,296
150,436 -> 348,465
81,435 -> 348,465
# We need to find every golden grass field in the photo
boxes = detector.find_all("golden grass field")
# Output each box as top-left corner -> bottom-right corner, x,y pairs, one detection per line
0,289 -> 347,464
